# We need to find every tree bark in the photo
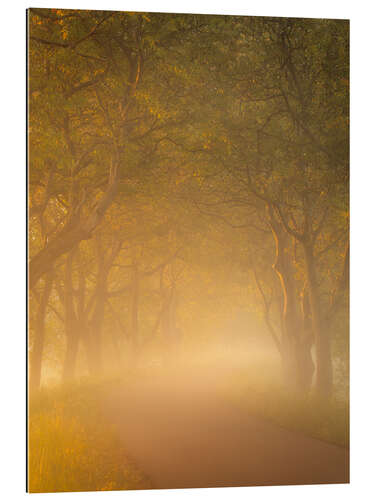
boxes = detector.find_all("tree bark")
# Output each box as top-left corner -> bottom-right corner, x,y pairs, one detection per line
296,287 -> 315,391
268,208 -> 314,392
303,242 -> 333,399
269,216 -> 300,388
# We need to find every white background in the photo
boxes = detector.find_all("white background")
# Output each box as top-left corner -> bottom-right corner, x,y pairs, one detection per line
1,0 -> 374,499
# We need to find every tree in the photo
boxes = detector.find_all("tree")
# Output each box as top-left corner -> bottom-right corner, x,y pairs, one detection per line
28,10 -> 349,401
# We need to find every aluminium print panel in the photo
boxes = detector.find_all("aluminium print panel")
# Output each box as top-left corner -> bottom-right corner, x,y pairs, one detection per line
27,7 -> 349,493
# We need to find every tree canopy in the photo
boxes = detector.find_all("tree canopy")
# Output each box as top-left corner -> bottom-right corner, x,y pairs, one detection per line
28,9 -> 349,400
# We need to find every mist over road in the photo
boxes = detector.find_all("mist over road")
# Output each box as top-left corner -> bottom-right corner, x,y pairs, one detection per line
105,362 -> 349,489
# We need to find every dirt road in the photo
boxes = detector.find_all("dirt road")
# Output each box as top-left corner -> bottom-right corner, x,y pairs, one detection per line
105,366 -> 349,489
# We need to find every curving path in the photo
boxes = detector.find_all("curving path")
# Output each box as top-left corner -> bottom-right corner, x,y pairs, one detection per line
105,365 -> 349,490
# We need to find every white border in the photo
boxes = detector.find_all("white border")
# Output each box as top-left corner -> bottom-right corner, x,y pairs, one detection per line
2,1 -> 374,499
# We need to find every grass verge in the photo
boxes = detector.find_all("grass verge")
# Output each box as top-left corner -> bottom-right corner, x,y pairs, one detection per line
223,364 -> 349,449
28,378 -> 151,493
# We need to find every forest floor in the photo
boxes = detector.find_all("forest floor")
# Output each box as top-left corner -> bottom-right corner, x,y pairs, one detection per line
104,362 -> 349,490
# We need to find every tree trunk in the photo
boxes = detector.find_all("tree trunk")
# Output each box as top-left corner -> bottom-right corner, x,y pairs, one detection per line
29,158 -> 119,289
29,273 -> 53,392
296,287 -> 315,391
268,209 -> 314,393
83,238 -> 122,377
270,224 -> 301,389
304,243 -> 333,399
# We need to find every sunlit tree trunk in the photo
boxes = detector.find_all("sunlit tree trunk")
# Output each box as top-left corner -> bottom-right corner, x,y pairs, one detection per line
303,242 -> 333,399
268,208 -> 314,392
272,230 -> 300,388
29,272 -> 53,392
297,287 -> 315,391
